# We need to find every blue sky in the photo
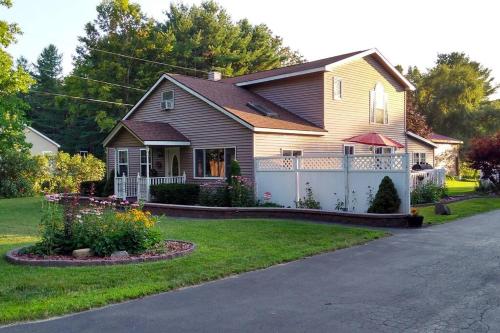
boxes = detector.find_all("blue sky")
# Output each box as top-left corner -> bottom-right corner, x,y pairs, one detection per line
2,0 -> 499,98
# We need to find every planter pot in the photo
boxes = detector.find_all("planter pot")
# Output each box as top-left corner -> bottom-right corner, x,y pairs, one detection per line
408,215 -> 424,228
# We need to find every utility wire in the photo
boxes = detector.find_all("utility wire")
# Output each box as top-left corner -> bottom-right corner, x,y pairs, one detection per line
88,47 -> 218,76
30,90 -> 134,107
34,67 -> 146,92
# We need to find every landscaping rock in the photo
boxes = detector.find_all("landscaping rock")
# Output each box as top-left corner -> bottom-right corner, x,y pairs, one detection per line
110,250 -> 129,258
435,202 -> 451,215
72,248 -> 92,258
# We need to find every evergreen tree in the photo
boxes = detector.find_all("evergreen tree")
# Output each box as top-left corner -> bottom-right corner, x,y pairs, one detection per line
25,44 -> 66,145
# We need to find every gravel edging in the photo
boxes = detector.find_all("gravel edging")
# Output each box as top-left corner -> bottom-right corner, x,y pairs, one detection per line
5,240 -> 195,267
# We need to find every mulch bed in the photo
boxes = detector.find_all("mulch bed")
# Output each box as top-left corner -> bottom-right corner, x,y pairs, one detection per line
5,240 -> 195,267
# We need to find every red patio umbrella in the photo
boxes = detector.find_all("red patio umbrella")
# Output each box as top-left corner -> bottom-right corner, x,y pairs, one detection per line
343,132 -> 404,148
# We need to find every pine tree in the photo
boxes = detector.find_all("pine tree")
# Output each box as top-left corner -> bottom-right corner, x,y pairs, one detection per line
367,176 -> 401,213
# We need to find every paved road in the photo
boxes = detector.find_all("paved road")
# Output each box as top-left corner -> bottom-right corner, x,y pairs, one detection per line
3,210 -> 500,333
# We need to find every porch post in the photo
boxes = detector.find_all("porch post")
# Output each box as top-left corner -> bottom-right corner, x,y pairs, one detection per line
146,146 -> 150,201
114,148 -> 118,177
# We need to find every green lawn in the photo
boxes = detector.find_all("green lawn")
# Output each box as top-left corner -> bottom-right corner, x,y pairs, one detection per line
419,197 -> 500,225
445,178 -> 478,196
0,197 -> 384,324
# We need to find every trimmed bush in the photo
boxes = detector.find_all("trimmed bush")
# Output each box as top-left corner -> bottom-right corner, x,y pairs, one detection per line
150,183 -> 200,205
199,181 -> 230,207
367,176 -> 401,213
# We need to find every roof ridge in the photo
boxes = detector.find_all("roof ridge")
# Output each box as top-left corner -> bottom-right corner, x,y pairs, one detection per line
221,49 -> 369,81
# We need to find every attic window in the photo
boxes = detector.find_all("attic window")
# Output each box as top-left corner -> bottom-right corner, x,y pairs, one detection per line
246,102 -> 278,118
161,90 -> 174,110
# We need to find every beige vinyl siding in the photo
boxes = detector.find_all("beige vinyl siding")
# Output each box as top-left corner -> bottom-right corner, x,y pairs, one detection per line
249,73 -> 324,128
254,55 -> 406,156
128,80 -> 253,182
407,137 -> 435,167
24,128 -> 59,155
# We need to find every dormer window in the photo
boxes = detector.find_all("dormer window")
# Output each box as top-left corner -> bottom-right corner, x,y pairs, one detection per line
333,77 -> 343,100
161,90 -> 174,110
370,83 -> 388,124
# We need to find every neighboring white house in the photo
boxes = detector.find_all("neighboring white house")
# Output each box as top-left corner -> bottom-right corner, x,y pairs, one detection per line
24,126 -> 60,155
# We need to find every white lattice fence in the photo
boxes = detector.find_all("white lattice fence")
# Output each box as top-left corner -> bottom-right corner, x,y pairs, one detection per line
255,154 -> 411,214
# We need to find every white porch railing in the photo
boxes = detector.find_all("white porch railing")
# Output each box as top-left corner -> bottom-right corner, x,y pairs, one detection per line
410,168 -> 446,190
115,172 -> 187,201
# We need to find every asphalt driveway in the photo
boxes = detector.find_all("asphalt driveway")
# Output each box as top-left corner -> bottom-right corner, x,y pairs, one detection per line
3,210 -> 500,333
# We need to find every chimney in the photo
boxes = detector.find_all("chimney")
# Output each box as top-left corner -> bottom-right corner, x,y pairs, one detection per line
208,71 -> 222,81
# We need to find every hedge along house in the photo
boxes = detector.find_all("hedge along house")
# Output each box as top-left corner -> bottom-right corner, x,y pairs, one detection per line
103,48 -> 436,206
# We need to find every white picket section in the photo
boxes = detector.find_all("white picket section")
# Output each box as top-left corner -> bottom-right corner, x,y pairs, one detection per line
114,172 -> 187,201
410,168 -> 446,190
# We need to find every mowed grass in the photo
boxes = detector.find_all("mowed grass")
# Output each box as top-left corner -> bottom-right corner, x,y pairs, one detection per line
445,178 -> 478,196
419,197 -> 500,225
0,197 -> 385,324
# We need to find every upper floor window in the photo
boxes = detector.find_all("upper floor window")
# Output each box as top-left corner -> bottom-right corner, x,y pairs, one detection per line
282,149 -> 303,157
333,77 -> 343,100
79,150 -> 88,158
161,90 -> 174,110
370,83 -> 388,124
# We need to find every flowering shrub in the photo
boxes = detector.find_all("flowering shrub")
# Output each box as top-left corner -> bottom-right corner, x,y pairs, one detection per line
228,176 -> 255,207
25,195 -> 162,257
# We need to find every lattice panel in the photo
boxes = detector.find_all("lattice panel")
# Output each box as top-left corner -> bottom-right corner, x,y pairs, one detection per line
257,158 -> 294,171
299,157 -> 343,170
350,155 -> 404,171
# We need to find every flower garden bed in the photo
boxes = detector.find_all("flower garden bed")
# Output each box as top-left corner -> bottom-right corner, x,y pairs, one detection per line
6,240 -> 195,267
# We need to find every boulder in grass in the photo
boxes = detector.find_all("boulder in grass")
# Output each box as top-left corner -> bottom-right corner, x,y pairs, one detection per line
111,251 -> 129,258
435,202 -> 451,215
72,248 -> 92,259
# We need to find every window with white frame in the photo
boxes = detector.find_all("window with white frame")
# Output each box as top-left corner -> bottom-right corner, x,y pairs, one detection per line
374,147 -> 394,154
370,83 -> 388,124
343,145 -> 355,155
117,149 -> 129,176
161,90 -> 174,109
79,150 -> 88,158
412,152 -> 427,165
194,147 -> 236,178
281,149 -> 303,157
333,77 -> 343,100
140,149 -> 152,176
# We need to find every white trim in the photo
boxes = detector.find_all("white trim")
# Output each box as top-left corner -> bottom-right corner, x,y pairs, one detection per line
26,126 -> 61,148
406,131 -> 438,148
235,67 -> 326,87
235,48 -> 416,91
192,146 -> 237,180
103,122 -> 143,147
143,140 -> 191,146
253,127 -> 325,136
343,144 -> 355,155
139,148 -> 152,176
374,146 -> 394,154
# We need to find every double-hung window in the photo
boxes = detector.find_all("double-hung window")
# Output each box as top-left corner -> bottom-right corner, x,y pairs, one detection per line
117,149 -> 129,176
370,83 -> 388,124
281,149 -> 303,157
140,149 -> 152,176
412,152 -> 427,165
194,147 -> 236,178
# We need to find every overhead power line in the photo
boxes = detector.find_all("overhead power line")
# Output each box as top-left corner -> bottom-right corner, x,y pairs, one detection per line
30,91 -> 134,107
88,47 -> 217,76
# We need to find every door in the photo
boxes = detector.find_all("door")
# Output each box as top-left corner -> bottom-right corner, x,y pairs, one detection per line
164,147 -> 181,177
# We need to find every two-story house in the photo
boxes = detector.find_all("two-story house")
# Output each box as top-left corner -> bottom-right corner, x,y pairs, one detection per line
103,48 -> 429,198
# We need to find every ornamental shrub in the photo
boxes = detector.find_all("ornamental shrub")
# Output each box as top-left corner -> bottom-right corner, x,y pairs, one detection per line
410,182 -> 447,204
150,183 -> 200,205
0,150 -> 39,198
367,176 -> 401,213
199,181 -> 230,207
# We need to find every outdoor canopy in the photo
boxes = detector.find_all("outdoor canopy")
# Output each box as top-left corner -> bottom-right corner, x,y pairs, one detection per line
343,132 -> 405,148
